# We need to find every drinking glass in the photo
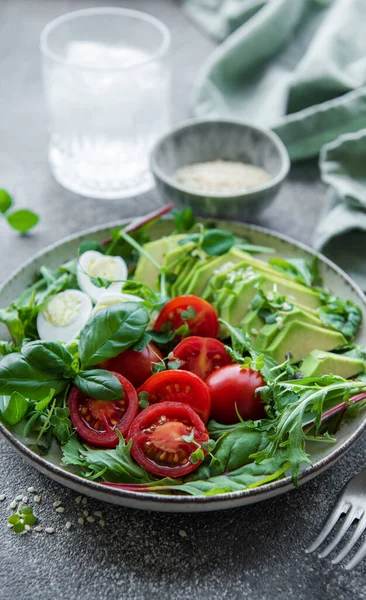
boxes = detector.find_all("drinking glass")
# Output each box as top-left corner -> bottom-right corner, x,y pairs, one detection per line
40,8 -> 171,199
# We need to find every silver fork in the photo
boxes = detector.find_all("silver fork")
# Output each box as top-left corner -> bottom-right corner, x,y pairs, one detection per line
306,472 -> 366,570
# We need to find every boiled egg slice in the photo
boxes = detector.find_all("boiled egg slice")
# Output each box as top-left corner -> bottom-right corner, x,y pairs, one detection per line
37,290 -> 93,342
94,292 -> 143,312
77,251 -> 128,303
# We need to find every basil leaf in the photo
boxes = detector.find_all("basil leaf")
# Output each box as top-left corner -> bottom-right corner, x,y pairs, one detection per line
79,302 -> 150,368
74,370 -> 124,401
0,352 -> 66,400
0,307 -> 24,346
7,209 -> 39,233
0,189 -> 12,213
131,332 -> 151,353
201,230 -> 235,256
1,391 -> 29,425
21,341 -> 76,376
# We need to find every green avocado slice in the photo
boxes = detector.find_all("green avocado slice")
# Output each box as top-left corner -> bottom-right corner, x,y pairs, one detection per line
266,321 -> 347,364
255,309 -> 322,350
300,349 -> 365,378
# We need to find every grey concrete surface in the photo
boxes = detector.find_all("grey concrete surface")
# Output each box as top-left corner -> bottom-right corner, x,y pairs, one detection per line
0,1 -> 365,599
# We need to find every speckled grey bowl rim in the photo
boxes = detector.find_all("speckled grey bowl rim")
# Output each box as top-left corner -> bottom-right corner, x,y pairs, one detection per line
150,117 -> 291,199
1,216 -> 366,511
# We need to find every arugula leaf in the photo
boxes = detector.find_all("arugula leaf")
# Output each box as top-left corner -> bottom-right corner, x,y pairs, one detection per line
78,241 -> 105,255
318,292 -> 361,341
0,307 -> 24,346
62,433 -> 154,483
0,352 -> 66,400
269,256 -> 322,288
74,370 -> 124,401
79,302 -> 150,368
172,207 -> 196,233
0,391 -> 29,425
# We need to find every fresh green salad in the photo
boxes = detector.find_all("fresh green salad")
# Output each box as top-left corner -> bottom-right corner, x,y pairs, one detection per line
1,206 -> 366,497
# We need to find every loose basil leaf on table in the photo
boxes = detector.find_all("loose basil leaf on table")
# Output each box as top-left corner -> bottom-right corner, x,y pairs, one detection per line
78,302 -> 150,368
74,370 -> 124,401
0,352 -> 67,400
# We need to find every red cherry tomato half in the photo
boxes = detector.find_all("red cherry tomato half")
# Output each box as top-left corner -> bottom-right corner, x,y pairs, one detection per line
100,343 -> 163,388
68,371 -> 138,448
137,370 -> 211,423
127,401 -> 209,477
206,364 -> 266,424
172,336 -> 232,380
153,295 -> 219,339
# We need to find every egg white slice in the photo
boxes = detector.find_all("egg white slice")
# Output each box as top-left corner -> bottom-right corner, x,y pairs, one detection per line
94,292 -> 143,312
77,250 -> 128,303
37,290 -> 93,343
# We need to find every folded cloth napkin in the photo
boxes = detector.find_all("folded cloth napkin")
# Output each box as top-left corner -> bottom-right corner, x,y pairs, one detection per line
183,0 -> 366,288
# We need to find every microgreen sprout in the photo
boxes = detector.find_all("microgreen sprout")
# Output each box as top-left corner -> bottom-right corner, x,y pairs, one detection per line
8,503 -> 37,534
182,428 -> 216,464
138,392 -> 150,409
0,188 -> 39,234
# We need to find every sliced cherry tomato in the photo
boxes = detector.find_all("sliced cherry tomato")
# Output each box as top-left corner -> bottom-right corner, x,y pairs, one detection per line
68,371 -> 138,448
127,401 -> 209,477
153,295 -> 219,339
137,370 -> 211,423
172,336 -> 232,380
100,343 -> 163,388
206,364 -> 266,424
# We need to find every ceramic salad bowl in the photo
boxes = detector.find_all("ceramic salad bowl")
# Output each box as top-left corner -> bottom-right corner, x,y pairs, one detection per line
0,217 -> 365,513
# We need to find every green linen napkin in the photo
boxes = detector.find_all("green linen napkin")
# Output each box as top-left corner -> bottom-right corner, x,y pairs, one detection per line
183,0 -> 366,288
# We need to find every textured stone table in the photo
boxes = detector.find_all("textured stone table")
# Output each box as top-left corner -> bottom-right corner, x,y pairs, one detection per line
0,2 -> 365,599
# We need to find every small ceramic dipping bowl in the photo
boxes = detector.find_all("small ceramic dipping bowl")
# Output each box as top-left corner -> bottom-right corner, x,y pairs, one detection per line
150,118 -> 290,219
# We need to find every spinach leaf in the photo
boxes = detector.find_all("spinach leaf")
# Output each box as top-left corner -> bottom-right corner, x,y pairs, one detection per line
201,229 -> 235,256
0,352 -> 66,400
21,340 -> 77,377
74,370 -> 124,401
0,391 -> 29,425
0,307 -> 24,346
62,433 -> 153,483
79,302 -> 150,368
318,293 -> 362,341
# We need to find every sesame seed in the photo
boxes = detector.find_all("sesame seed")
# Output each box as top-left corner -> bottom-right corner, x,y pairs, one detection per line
83,510 -> 89,517
9,500 -> 17,509
82,497 -> 87,505
94,511 -> 103,518
251,328 -> 258,335
86,516 -> 95,523
65,522 -> 72,530
34,526 -> 43,532
0,494 -> 5,502
78,518 -> 84,525
98,520 -> 105,527
22,496 -> 28,504
318,353 -> 326,359
27,487 -> 35,493
45,527 -> 55,534
75,496 -> 82,505
25,525 -> 31,532
15,495 -> 23,501
7,523 -> 14,528
53,500 -> 62,507
55,507 -> 64,513
34,495 -> 41,503
179,529 -> 188,538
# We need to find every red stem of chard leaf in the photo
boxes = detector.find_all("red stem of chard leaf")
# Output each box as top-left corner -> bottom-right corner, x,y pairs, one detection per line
101,204 -> 174,246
